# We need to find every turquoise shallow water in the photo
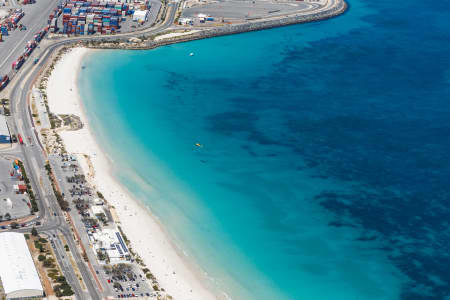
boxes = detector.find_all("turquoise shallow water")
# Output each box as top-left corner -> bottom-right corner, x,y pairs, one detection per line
78,0 -> 450,298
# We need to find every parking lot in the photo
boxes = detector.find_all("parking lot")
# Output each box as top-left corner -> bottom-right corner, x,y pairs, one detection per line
0,156 -> 32,222
0,0 -> 57,75
104,264 -> 155,298
48,152 -> 156,298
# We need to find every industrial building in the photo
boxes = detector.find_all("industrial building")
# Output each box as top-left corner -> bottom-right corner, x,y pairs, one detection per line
0,232 -> 44,300
132,10 -> 148,22
0,115 -> 11,143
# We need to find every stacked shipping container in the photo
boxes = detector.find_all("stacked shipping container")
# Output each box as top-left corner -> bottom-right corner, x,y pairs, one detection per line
0,75 -> 9,91
0,9 -> 25,37
54,0 -> 145,35
11,28 -> 48,71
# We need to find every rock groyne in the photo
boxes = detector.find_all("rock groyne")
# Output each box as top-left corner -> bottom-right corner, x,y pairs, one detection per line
85,0 -> 347,50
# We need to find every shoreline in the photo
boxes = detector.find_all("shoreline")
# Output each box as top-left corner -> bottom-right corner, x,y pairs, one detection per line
36,3 -> 348,298
46,47 -> 223,300
82,0 -> 347,50
0,0 -> 347,96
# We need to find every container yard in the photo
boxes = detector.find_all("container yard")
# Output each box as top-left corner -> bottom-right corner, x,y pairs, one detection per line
0,9 -> 25,40
0,75 -> 9,91
0,0 -> 160,86
11,27 -> 47,72
49,0 -> 153,35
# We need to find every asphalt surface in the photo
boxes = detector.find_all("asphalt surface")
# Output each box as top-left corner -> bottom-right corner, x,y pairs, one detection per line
0,0 -> 348,297
6,53 -> 100,299
182,0 -> 311,20
0,2 -> 178,299
49,153 -> 156,298
0,156 -> 32,219
0,0 -> 60,75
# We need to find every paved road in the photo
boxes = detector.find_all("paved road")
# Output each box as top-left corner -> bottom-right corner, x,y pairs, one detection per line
0,2 -> 179,299
0,0 -> 348,297
7,57 -> 100,298
0,0 -> 172,76
0,0 -> 60,75
49,229 -> 86,298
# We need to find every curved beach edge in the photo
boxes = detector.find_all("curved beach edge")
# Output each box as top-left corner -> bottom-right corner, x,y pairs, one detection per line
45,47 -> 224,300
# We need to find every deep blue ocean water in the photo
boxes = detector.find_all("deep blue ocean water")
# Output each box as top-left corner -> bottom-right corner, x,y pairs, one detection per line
78,0 -> 450,298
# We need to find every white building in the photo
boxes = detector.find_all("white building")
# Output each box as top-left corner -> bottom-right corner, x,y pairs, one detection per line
105,247 -> 123,263
178,18 -> 193,25
93,197 -> 104,205
132,10 -> 148,22
0,232 -> 44,300
91,205 -> 105,217
0,115 -> 10,143
92,228 -> 130,262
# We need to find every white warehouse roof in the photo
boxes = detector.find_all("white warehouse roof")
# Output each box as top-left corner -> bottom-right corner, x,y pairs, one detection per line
0,232 -> 43,299
0,114 -> 10,143
133,10 -> 148,17
133,10 -> 148,21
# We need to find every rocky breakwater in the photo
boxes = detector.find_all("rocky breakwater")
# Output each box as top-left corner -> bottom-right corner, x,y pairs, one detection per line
84,0 -> 347,50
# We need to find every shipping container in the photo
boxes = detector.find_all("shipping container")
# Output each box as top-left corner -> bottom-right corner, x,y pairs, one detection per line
0,75 -> 9,91
12,56 -> 24,70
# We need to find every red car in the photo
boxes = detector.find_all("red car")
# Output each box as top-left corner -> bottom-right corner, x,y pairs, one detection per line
0,75 -> 9,91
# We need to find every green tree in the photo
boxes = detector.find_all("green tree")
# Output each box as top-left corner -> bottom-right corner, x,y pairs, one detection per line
43,258 -> 55,268
31,227 -> 38,236
10,222 -> 19,229
38,255 -> 46,262
97,249 -> 107,261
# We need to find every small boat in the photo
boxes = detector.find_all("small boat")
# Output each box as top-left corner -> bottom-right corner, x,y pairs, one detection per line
195,143 -> 203,147
189,52 -> 194,56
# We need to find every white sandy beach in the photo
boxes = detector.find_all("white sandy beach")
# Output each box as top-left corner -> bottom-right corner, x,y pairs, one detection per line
46,47 -> 218,300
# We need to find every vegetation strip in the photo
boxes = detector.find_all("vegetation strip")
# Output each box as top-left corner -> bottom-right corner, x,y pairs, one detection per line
17,160 -> 39,213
